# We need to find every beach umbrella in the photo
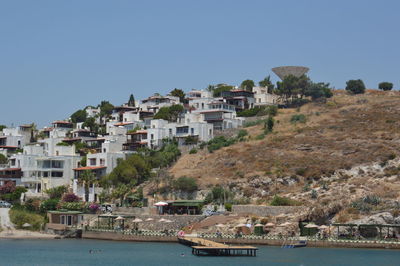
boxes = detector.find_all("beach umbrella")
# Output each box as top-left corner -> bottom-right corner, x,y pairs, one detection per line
265,223 -> 275,227
22,223 -> 32,228
318,225 -> 329,230
163,219 -> 173,223
236,223 -> 246,227
255,224 -> 264,227
215,223 -> 226,228
154,201 -> 168,206
145,218 -> 154,222
132,218 -> 143,223
158,218 -> 167,222
115,216 -> 125,221
278,222 -> 292,227
304,223 -> 319,228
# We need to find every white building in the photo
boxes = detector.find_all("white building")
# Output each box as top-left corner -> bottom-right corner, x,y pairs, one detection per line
252,86 -> 279,105
0,125 -> 32,149
10,144 -> 81,196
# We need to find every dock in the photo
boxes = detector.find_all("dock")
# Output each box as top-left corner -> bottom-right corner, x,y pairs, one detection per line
178,236 -> 257,256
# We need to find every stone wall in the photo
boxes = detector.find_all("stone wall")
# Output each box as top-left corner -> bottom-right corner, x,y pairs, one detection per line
232,205 -> 306,217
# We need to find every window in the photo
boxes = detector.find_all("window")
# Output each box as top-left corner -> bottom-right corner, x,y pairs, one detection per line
176,127 -> 189,134
43,172 -> 49,177
100,159 -> 105,166
169,129 -> 172,135
89,158 -> 96,166
61,215 -> 65,225
67,215 -> 72,226
191,128 -> 194,135
151,134 -> 154,140
51,171 -> 63,178
52,161 -> 63,168
201,103 -> 204,109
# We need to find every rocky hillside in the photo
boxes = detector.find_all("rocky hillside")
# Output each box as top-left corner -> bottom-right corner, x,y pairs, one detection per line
166,90 -> 400,222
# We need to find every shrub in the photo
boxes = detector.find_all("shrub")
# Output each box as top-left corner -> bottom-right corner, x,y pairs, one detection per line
270,195 -> 300,206
224,203 -> 232,212
1,186 -> 27,202
207,136 -> 236,153
88,203 -> 100,213
264,117 -> 274,133
40,199 -> 59,213
24,198 -> 41,212
290,114 -> 307,124
173,176 -> 198,193
311,189 -> 318,199
345,79 -> 366,94
255,134 -> 265,140
45,186 -> 67,199
61,193 -> 80,203
189,148 -> 197,154
9,207 -> 45,231
237,129 -> 248,138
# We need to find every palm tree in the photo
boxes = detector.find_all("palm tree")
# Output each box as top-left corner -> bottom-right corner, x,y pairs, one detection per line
112,184 -> 131,206
79,170 -> 97,202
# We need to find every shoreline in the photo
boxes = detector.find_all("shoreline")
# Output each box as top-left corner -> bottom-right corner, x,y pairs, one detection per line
82,231 -> 400,250
0,229 -> 58,240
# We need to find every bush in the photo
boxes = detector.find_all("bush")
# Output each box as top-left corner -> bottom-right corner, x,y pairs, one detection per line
207,136 -> 236,153
311,189 -> 318,199
224,203 -> 232,212
9,207 -> 45,231
290,114 -> 307,124
88,203 -> 100,213
243,119 -> 267,128
173,176 -> 198,193
237,106 -> 278,117
270,195 -> 301,206
237,129 -> 248,138
1,186 -> 27,202
45,186 -> 67,200
255,134 -> 265,140
189,148 -> 198,154
345,79 -> 366,94
24,198 -> 41,212
40,199 -> 59,213
61,193 -> 80,203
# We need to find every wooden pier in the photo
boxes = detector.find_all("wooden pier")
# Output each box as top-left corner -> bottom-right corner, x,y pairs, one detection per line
178,237 -> 257,256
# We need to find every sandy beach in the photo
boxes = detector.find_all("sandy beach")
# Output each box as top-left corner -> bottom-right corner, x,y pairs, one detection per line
0,229 -> 57,239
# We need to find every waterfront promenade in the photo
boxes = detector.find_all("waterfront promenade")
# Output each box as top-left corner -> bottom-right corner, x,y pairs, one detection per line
82,228 -> 400,250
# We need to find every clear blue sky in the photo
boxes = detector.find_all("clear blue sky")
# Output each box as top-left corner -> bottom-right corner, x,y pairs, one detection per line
1,0 -> 399,127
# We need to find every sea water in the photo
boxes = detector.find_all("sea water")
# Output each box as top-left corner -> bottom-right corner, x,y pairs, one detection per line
0,239 -> 399,266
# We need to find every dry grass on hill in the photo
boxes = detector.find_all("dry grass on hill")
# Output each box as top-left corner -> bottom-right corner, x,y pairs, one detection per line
169,90 -> 400,196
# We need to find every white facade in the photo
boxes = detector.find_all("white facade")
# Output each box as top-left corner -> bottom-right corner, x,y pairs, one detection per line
252,86 -> 279,105
187,89 -> 212,99
10,144 -> 81,196
0,126 -> 31,148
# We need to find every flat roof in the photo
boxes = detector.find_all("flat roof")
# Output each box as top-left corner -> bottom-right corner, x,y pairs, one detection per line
48,211 -> 83,214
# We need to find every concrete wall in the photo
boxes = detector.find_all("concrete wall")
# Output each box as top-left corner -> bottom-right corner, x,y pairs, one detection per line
83,231 -> 177,242
232,205 -> 306,217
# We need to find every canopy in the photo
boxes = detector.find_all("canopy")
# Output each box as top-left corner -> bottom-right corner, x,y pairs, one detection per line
132,218 -> 143,223
145,218 -> 154,221
265,223 -> 275,227
115,216 -> 125,220
304,223 -> 319,228
255,224 -> 264,227
215,223 -> 226,228
155,201 -> 168,206
318,225 -> 329,230
158,218 -> 167,222
164,219 -> 173,223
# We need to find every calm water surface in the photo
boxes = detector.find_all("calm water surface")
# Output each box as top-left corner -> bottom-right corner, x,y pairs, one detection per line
0,239 -> 399,266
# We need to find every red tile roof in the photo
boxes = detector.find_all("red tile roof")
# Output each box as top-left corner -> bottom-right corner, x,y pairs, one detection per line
73,166 -> 106,171
0,146 -> 18,149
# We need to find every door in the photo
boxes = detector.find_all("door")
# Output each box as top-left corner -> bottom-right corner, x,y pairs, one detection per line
67,215 -> 72,226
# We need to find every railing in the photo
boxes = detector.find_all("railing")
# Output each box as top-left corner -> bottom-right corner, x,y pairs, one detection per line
86,227 -> 178,237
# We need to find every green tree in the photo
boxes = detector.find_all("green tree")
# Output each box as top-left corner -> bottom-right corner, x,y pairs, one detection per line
210,84 -> 234,97
45,185 -> 67,199
173,176 -> 198,193
240,79 -> 255,92
82,117 -> 98,133
264,116 -> 275,133
0,125 -> 6,132
70,109 -> 87,123
98,101 -> 114,119
259,75 -> 275,92
345,79 -> 366,94
378,82 -> 393,91
275,75 -> 311,103
305,82 -> 333,100
169,88 -> 186,103
153,104 -> 184,122
79,170 -> 97,202
0,154 -> 7,164
102,154 -> 150,188
112,184 -> 131,206
128,94 -> 136,107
